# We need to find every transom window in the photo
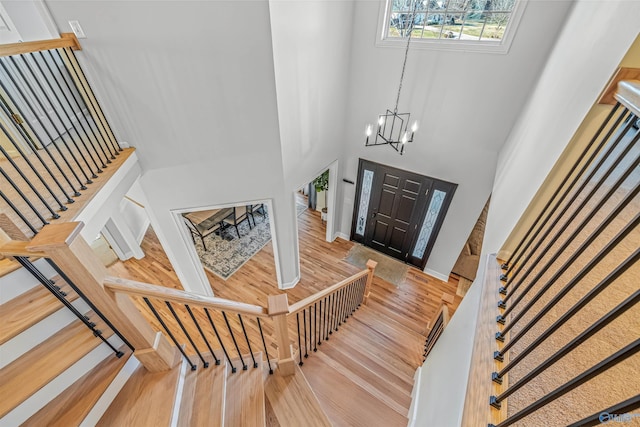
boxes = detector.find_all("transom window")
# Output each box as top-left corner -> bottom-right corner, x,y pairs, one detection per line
379,0 -> 525,52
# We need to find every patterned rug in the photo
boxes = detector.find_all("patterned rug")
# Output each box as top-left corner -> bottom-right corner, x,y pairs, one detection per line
196,203 -> 306,280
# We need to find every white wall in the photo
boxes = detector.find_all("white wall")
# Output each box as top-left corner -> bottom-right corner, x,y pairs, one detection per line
339,0 -> 573,278
270,1 -> 355,192
412,1 -> 640,425
44,1 -> 299,294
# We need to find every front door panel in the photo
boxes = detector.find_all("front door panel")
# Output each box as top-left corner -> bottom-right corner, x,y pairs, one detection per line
351,159 -> 457,269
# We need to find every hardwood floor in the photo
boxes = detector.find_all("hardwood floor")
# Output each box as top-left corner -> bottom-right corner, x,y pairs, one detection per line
108,194 -> 463,425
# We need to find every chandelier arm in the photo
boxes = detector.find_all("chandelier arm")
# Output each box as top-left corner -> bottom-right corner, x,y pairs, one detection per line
394,0 -> 418,114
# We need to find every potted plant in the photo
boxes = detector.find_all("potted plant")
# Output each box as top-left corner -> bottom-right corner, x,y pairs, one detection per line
313,170 -> 329,222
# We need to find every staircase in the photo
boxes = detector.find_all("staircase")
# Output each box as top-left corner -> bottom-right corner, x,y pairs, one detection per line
0,241 -> 451,426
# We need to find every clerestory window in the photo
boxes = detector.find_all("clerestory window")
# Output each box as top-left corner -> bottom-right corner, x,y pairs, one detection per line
377,0 -> 526,53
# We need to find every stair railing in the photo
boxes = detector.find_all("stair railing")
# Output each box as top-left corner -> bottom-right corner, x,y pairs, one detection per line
462,81 -> 640,427
286,260 -> 377,367
0,222 -> 179,372
104,275 -> 277,374
1,217 -> 379,376
0,33 -> 123,238
422,303 -> 450,361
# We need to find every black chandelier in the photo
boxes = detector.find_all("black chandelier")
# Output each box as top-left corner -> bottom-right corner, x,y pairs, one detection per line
365,1 -> 419,155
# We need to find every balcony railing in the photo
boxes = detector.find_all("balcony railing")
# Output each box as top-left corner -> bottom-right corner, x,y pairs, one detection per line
0,34 -> 123,238
485,82 -> 640,426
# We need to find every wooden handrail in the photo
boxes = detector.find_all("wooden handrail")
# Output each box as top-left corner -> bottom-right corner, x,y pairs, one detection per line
288,269 -> 369,314
0,240 -> 46,258
0,33 -> 81,57
104,276 -> 269,318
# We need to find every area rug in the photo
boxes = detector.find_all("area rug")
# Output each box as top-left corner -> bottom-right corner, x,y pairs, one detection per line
195,203 -> 307,280
344,244 -> 409,287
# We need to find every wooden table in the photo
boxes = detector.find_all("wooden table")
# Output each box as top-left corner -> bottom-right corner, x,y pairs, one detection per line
184,208 -> 234,230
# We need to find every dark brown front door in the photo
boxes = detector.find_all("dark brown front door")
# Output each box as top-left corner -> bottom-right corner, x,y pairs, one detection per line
351,159 -> 456,269
367,167 -> 429,259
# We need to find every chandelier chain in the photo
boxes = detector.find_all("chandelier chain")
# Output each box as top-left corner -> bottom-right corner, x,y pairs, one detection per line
394,0 -> 418,114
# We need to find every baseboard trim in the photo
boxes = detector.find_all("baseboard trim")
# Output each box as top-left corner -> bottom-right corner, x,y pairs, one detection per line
334,232 -> 350,241
424,268 -> 449,282
280,275 -> 300,290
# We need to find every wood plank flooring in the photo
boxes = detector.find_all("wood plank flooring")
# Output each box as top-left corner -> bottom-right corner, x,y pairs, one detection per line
108,194 -> 463,425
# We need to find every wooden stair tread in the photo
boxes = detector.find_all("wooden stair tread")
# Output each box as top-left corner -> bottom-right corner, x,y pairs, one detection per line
264,364 -> 331,427
183,353 -> 226,427
311,340 -> 413,410
96,359 -> 182,426
300,351 -> 408,427
224,353 -> 265,427
0,277 -> 78,345
0,313 -> 112,417
21,347 -> 132,427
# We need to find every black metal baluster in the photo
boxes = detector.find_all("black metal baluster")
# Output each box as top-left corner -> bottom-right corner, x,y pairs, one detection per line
324,297 -> 329,340
500,103 -> 625,271
0,189 -> 38,234
0,121 -> 67,211
497,181 -> 640,329
15,256 -> 123,356
501,142 -> 640,305
329,292 -> 336,335
45,50 -> 110,167
311,302 -> 318,352
490,338 -> 640,426
336,288 -> 344,328
496,246 -> 640,361
566,395 -> 640,427
0,165 -> 50,226
143,298 -> 195,370
12,55 -> 94,184
317,300 -> 322,346
222,311 -> 247,370
203,308 -> 236,373
166,302 -> 207,366
0,81 -> 81,197
56,49 -> 114,162
238,314 -> 258,368
32,52 -> 103,174
502,113 -> 637,290
0,142 -> 60,219
0,94 -> 74,204
296,312 -> 303,366
46,259 -> 134,351
303,308 -> 309,358
0,58 -> 86,190
493,290 -> 640,398
257,318 -> 273,374
64,48 -> 121,155
185,305 -> 216,367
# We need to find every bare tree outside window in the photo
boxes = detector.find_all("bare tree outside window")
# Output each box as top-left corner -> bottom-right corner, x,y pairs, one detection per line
387,0 -> 516,42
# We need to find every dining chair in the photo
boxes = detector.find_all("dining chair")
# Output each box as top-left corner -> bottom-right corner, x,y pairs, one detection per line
247,203 -> 266,227
182,215 -> 221,251
222,206 -> 251,238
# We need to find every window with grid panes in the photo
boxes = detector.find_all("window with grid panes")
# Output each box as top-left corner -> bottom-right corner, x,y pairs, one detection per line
380,0 -> 524,52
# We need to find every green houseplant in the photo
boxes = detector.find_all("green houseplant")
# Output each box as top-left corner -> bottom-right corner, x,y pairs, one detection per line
313,170 -> 329,220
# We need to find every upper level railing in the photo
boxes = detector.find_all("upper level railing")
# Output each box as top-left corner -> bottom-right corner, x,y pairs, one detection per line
465,81 -> 640,427
0,34 -> 123,238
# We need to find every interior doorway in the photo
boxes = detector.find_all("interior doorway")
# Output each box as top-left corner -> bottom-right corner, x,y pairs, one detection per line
350,159 -> 457,269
